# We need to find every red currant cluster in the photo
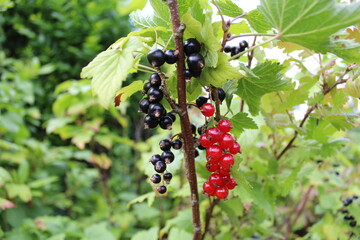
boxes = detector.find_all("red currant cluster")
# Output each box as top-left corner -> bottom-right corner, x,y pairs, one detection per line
199,114 -> 240,199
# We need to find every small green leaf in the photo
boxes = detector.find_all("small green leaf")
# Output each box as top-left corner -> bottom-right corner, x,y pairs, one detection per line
230,112 -> 258,137
127,192 -> 156,208
199,53 -> 242,88
81,37 -> 145,108
114,80 -> 144,106
244,9 -> 272,33
222,80 -> 238,109
130,3 -> 170,29
5,183 -> 31,202
215,0 -> 243,18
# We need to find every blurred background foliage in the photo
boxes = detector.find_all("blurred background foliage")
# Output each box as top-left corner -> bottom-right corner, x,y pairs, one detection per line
0,0 -> 360,240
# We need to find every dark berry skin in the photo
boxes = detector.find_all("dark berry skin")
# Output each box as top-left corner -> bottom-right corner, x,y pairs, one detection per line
184,38 -> 201,56
157,185 -> 167,194
343,197 -> 353,206
163,172 -> 173,184
148,103 -> 166,119
154,161 -> 167,173
167,112 -> 176,122
184,69 -> 192,79
191,123 -> 196,135
149,154 -> 162,165
144,115 -> 158,129
151,174 -> 161,184
138,98 -> 150,113
197,125 -> 206,135
194,149 -> 199,158
341,209 -> 349,214
172,139 -> 182,150
349,221 -> 357,227
149,73 -> 161,87
143,82 -> 151,94
344,215 -> 354,221
196,96 -> 208,108
147,49 -> 165,67
159,116 -> 173,130
224,45 -> 231,53
187,53 -> 205,72
159,139 -> 172,151
164,49 -> 178,64
353,195 -> 358,199
161,151 -> 175,164
239,40 -> 249,49
211,88 -> 226,102
147,87 -> 163,103
198,144 -> 206,150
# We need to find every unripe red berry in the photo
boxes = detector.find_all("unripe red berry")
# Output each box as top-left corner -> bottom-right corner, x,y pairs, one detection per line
201,103 -> 215,117
217,119 -> 233,133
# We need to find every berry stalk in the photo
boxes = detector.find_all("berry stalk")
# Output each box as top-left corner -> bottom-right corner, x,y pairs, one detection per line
166,0 -> 202,239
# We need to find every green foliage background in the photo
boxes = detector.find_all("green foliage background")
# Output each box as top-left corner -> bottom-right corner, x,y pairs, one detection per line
0,0 -> 360,239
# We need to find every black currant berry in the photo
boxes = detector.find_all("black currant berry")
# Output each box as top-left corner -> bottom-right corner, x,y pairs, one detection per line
164,172 -> 173,184
341,209 -> 349,214
343,197 -> 353,206
157,185 -> 167,194
167,112 -> 176,122
172,139 -> 182,150
184,69 -> 192,79
349,221 -> 357,227
191,123 -> 196,135
198,144 -> 206,150
196,96 -> 208,108
184,38 -> 201,56
211,88 -> 226,102
164,49 -> 178,64
148,103 -> 166,119
230,46 -> 238,57
344,215 -> 354,221
154,161 -> 167,173
147,49 -> 165,67
353,195 -> 358,199
147,87 -> 163,103
151,174 -> 162,184
143,82 -> 151,94
144,115 -> 159,129
161,151 -> 175,164
187,53 -> 205,72
224,45 -> 231,53
149,154 -> 162,165
159,139 -> 172,151
159,116 -> 173,130
194,149 -> 199,158
239,40 -> 249,49
197,125 -> 206,135
138,98 -> 151,113
149,73 -> 161,87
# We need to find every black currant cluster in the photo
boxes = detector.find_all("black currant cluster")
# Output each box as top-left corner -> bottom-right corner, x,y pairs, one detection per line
183,38 -> 205,79
224,40 -> 249,59
340,195 -> 358,228
138,48 -> 179,129
149,138 -> 183,194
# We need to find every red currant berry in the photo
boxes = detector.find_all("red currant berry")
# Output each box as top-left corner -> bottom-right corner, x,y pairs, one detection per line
215,186 -> 229,199
217,119 -> 233,133
206,162 -> 219,172
220,153 -> 234,167
221,174 -> 231,185
218,165 -> 230,175
206,145 -> 222,161
201,103 -> 215,117
226,178 -> 237,190
218,133 -> 235,149
229,142 -> 241,154
209,173 -> 224,187
203,181 -> 216,195
206,127 -> 222,143
200,134 -> 212,148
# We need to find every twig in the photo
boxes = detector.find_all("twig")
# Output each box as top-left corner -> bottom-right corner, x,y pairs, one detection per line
230,12 -> 247,23
247,36 -> 257,69
211,86 -> 221,122
167,1 -> 202,239
227,33 -> 276,41
156,68 -> 181,113
211,0 -> 230,53
201,198 -> 219,240
240,100 -> 244,112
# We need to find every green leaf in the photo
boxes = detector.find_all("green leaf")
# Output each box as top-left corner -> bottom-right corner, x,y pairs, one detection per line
167,228 -> 193,240
235,62 -> 290,115
199,53 -> 242,88
84,223 -> 116,240
0,198 -> 15,210
280,166 -> 301,197
215,0 -> 243,18
132,227 -> 159,240
5,183 -> 31,202
326,115 -> 355,131
218,199 -> 243,227
222,80 -> 238,109
127,192 -> 156,208
178,0 -> 195,17
244,9 -> 272,33
130,2 -> 170,29
81,37 -> 145,108
114,80 -> 144,106
230,112 -> 258,137
258,0 -> 360,62
150,0 -> 170,23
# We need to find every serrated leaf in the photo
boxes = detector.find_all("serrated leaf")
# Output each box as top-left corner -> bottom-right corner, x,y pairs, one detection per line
150,0 -> 170,23
215,0 -> 243,18
244,9 -> 272,33
235,62 -> 290,116
326,115 -> 355,131
178,0 -> 195,17
81,37 -> 144,108
114,80 -> 143,107
230,112 -> 258,137
258,0 -> 360,62
222,80 -> 238,109
130,2 -> 170,29
127,192 -> 156,208
199,53 -> 242,87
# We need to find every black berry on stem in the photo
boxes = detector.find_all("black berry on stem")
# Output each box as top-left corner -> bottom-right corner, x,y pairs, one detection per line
159,116 -> 173,130
138,98 -> 150,113
148,103 -> 166,119
159,139 -> 172,151
144,115 -> 158,129
163,172 -> 173,184
172,139 -> 182,150
164,49 -> 178,64
161,151 -> 175,164
154,161 -> 167,173
184,38 -> 201,56
149,73 -> 162,87
147,49 -> 165,67
147,87 -> 164,103
149,154 -> 162,165
157,185 -> 167,194
151,174 -> 162,184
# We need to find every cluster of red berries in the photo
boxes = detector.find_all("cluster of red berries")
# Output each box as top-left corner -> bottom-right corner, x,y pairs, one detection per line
199,113 -> 240,199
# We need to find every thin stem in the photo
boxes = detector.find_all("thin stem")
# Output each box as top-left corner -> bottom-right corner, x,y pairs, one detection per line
211,0 -> 230,52
230,12 -> 247,23
227,33 -> 276,41
211,86 -> 221,122
156,68 -> 181,113
136,64 -> 157,72
201,198 -> 219,240
228,35 -> 279,61
240,99 -> 244,112
167,1 -> 202,239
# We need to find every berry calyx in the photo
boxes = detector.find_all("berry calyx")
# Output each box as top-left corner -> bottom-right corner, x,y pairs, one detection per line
149,73 -> 161,87
172,139 -> 182,150
159,139 -> 172,151
196,96 -> 208,108
201,103 -> 215,117
147,87 -> 163,103
164,49 -> 178,64
217,119 -> 233,133
159,116 -> 173,130
163,172 -> 173,184
147,49 -> 165,67
215,186 -> 229,199
184,38 -> 201,56
156,185 -> 167,194
150,174 -> 161,184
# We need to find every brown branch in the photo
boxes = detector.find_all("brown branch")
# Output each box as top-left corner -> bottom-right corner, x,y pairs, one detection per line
156,68 -> 181,113
211,0 -> 230,52
166,1 -> 202,239
240,99 -> 244,112
201,198 -> 219,240
211,86 -> 221,122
